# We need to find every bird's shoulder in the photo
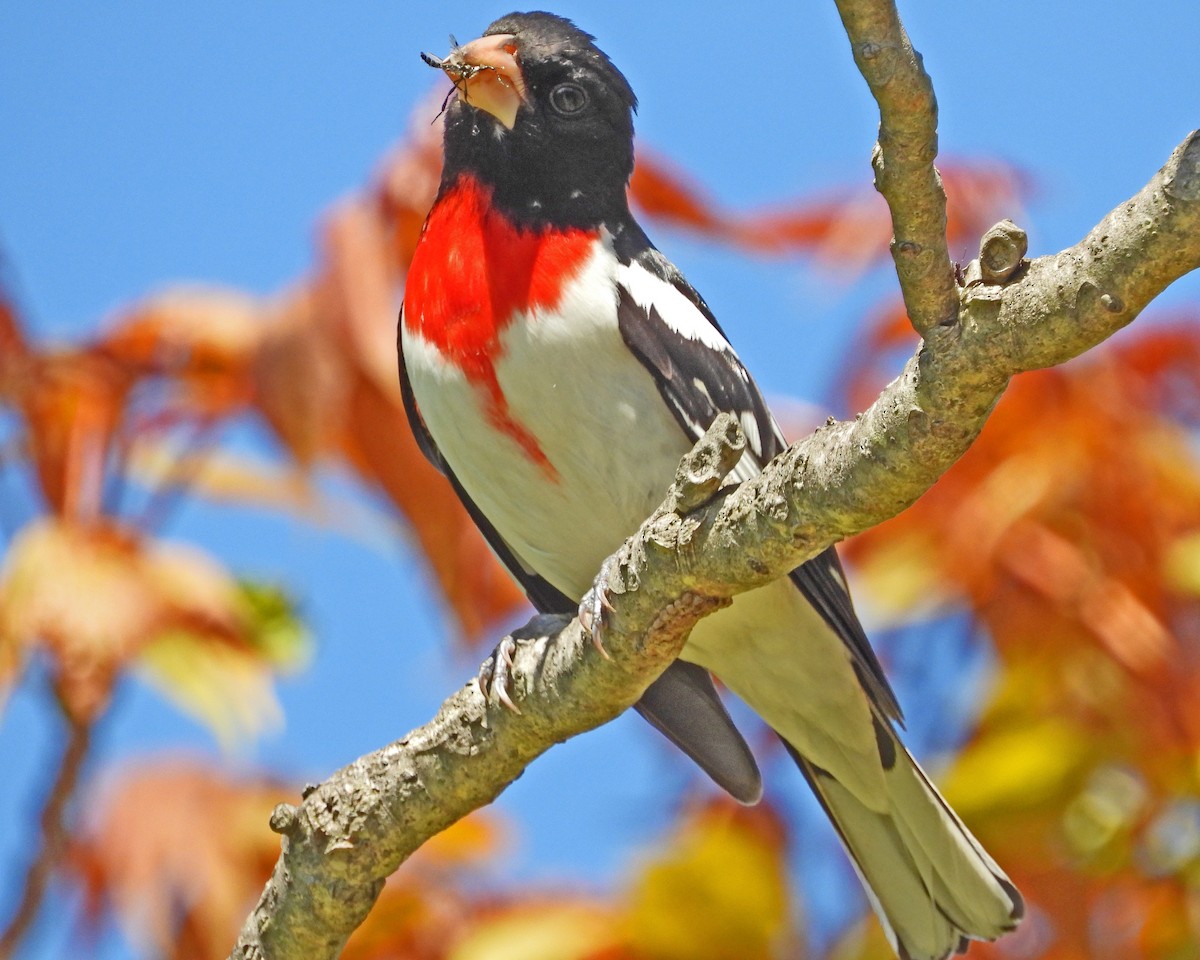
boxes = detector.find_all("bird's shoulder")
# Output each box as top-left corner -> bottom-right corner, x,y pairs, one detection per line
607,221 -> 784,466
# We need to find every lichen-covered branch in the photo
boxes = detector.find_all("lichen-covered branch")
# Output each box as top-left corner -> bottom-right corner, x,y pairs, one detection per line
230,129 -> 1200,960
229,419 -> 748,960
834,0 -> 958,334
691,131 -> 1200,590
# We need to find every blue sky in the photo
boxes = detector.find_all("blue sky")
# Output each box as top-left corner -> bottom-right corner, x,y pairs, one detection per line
2,2 -> 1198,957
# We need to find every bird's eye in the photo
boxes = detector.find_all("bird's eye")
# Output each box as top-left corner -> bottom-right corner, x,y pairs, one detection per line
548,82 -> 588,116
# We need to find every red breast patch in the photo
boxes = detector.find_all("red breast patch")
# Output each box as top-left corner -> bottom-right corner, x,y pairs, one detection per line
404,175 -> 598,478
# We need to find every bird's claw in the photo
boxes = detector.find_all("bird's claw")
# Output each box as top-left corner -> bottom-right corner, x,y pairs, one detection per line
476,637 -> 522,714
578,558 -> 621,660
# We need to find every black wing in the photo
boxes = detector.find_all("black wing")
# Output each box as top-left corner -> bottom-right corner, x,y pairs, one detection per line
615,250 -> 903,723
398,313 -> 763,799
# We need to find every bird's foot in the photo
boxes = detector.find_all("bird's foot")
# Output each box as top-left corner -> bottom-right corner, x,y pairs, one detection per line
476,636 -> 524,715
578,556 -> 621,661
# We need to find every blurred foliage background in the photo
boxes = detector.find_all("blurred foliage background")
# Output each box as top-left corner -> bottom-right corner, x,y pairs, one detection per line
3,8 -> 1200,960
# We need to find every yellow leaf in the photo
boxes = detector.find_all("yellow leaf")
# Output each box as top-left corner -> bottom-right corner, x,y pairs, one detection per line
1164,532 -> 1200,596
448,903 -> 618,960
136,630 -> 286,748
1062,765 -> 1147,865
942,716 -> 1094,817
137,555 -> 307,745
825,915 -> 897,960
624,805 -> 792,960
852,533 -> 948,624
132,579 -> 307,746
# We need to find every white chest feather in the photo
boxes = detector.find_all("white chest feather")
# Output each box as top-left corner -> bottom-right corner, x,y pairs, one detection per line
402,243 -> 691,600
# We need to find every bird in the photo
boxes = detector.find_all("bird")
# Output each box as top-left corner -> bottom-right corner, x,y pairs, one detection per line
398,12 -> 1023,959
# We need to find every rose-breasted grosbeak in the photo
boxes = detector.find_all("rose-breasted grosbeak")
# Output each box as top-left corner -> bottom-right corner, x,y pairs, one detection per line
399,12 -> 1022,959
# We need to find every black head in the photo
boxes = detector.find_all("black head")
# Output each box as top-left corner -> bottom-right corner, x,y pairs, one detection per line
430,12 -> 638,228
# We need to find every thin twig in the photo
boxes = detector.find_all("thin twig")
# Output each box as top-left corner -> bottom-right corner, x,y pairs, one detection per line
834,0 -> 958,335
0,708 -> 93,959
134,415 -> 222,536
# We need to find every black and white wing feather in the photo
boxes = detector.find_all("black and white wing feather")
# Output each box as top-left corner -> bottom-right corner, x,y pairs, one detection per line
614,246 -> 902,723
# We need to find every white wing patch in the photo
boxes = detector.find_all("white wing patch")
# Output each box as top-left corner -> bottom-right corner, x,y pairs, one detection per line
618,259 -> 734,352
739,410 -> 763,462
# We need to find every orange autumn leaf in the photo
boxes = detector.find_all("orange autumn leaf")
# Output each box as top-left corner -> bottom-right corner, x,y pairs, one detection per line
251,295 -> 349,466
411,810 -> 504,868
339,812 -> 510,960
339,881 -> 469,960
0,518 -> 295,727
99,286 -> 264,416
629,152 -> 728,234
72,760 -> 284,960
847,322 -> 1200,690
445,901 -> 624,960
0,519 -> 191,718
630,153 -> 1025,275
12,349 -> 135,520
0,279 -> 28,395
223,113 -> 527,643
72,757 -> 506,960
375,102 -> 446,271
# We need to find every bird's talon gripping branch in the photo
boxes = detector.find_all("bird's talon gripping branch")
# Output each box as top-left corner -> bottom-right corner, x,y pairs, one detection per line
577,587 -> 613,660
578,557 -> 621,661
476,637 -> 523,715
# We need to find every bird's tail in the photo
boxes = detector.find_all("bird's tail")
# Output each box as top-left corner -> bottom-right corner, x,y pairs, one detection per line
787,736 -> 1024,960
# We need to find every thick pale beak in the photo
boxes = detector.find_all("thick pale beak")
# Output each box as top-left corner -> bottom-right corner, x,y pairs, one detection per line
432,33 -> 527,130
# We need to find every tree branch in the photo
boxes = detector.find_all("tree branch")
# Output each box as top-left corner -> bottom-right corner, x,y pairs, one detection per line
0,709 -> 92,959
834,0 -> 958,335
704,133 -> 1200,583
230,129 -> 1200,960
230,418 -> 748,959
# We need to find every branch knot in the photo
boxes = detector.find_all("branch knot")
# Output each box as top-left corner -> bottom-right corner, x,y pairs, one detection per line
978,219 -> 1029,284
269,803 -> 299,836
667,413 -> 745,515
1163,130 -> 1200,202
